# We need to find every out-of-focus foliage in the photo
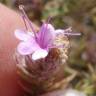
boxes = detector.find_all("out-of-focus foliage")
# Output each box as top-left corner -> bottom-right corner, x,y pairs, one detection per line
0,0 -> 8,5
1,0 -> 96,96
42,1 -> 96,95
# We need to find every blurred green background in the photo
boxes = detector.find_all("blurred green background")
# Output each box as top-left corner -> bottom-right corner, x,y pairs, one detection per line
0,0 -> 96,95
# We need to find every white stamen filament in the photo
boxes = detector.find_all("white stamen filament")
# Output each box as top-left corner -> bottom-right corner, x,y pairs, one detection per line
64,32 -> 81,36
48,44 -> 64,49
64,27 -> 81,36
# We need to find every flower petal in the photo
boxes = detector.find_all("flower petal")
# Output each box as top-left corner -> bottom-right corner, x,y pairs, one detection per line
17,41 -> 40,55
15,29 -> 33,41
32,49 -> 48,60
37,23 -> 55,48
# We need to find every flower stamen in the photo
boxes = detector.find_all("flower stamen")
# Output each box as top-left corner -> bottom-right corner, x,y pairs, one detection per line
22,15 -> 28,30
19,5 -> 37,38
48,44 -> 64,49
64,27 -> 81,36
64,32 -> 81,36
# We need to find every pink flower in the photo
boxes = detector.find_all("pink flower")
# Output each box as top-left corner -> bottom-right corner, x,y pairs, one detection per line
15,23 -> 56,60
15,5 -> 80,60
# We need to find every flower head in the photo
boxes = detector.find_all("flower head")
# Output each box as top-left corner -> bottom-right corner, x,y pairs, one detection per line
15,5 -> 80,60
15,23 -> 56,60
